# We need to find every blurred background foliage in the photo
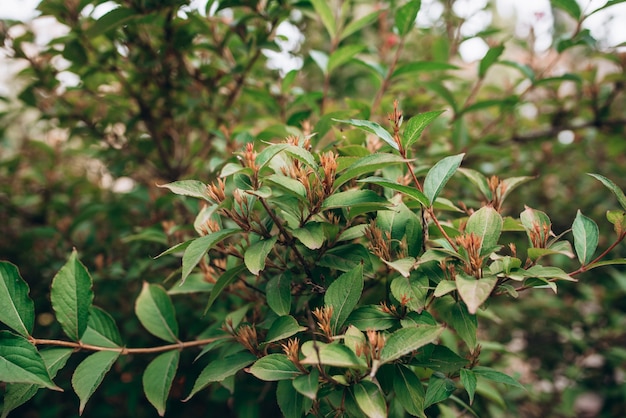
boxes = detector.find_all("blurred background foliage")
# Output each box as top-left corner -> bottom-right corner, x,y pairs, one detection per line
1,0 -> 625,416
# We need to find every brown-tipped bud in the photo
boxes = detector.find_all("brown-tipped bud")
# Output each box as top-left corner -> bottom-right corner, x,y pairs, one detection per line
320,151 -> 338,195
207,178 -> 226,203
242,143 -> 258,171
281,338 -> 305,371
236,325 -> 259,355
508,243 -> 517,257
456,232 -> 484,277
367,329 -> 385,360
365,222 -> 391,261
313,306 -> 334,340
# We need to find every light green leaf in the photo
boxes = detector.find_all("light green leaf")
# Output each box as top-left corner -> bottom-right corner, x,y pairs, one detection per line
157,180 -> 209,201
86,7 -> 136,37
301,341 -> 367,368
402,110 -> 444,149
265,316 -> 306,344
334,153 -> 408,189
154,240 -> 192,259
324,264 -> 364,333
424,373 -> 456,408
434,280 -> 456,297
478,44 -> 504,78
394,364 -> 426,417
525,265 -> 576,281
266,273 -> 292,316
456,273 -> 497,314
0,262 -> 34,338
277,379 -> 310,418
384,257 -> 417,278
255,143 -> 289,170
552,0 -> 582,19
423,154 -> 464,204
81,306 -> 122,348
354,381 -> 387,418
184,352 -> 256,400
341,11 -> 379,40
395,0 -> 421,35
393,61 -> 458,78
359,177 -> 430,207
293,368 -> 319,401
460,368 -> 477,404
380,325 -> 443,364
333,119 -> 397,150
143,350 -> 179,417
588,173 -> 626,211
328,44 -> 365,73
520,206 -> 552,247
585,258 -> 626,270
0,331 -> 60,390
310,0 -> 336,38
473,366 -> 525,389
322,190 -> 388,210
135,282 -> 179,343
309,49 -> 329,74
51,250 -> 94,341
249,354 -> 301,381
499,176 -> 534,203
465,206 -> 503,256
292,223 -> 325,250
572,210 -> 599,265
181,228 -> 239,284
244,236 -> 278,275
346,305 -> 397,331
390,273 -> 428,312
72,351 -> 120,415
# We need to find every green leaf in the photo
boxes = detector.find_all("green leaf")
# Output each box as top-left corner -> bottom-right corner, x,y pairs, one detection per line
552,0 -> 582,19
447,301 -> 477,350
572,210 -> 599,265
266,273 -> 292,316
154,240 -> 192,259
585,258 -> 626,270
1,348 -> 72,418
244,236 -> 278,275
478,44 -> 504,78
588,173 -> 626,211
346,305 -> 397,331
460,368 -> 477,405
135,282 -> 179,343
301,341 -> 367,368
359,177 -> 429,206
380,325 -> 443,364
473,366 -> 525,389
184,352 -> 256,400
496,60 -> 535,81
322,190 -> 388,210
0,331 -> 60,390
390,273 -> 428,312
324,264 -> 364,333
86,7 -> 136,37
499,176 -> 534,203
143,350 -> 179,417
293,368 -> 319,400
265,316 -> 306,344
588,0 -> 626,17
292,222 -> 325,250
310,49 -> 329,74
81,306 -> 122,348
51,250 -> 94,341
411,344 -> 468,373
384,257 -> 417,278
465,206 -> 503,256
354,381 -> 387,418
394,364 -> 426,417
277,379 -> 310,418
333,119 -> 397,150
402,110 -> 445,149
393,61 -> 458,78
249,353 -> 301,381
0,262 -> 34,338
328,44 -> 365,73
157,180 -> 209,201
334,153 -> 408,189
310,0 -> 336,38
181,228 -> 239,284
456,273 -> 498,315
525,265 -> 575,281
424,373 -> 456,408
423,154 -> 464,204
395,0 -> 421,35
72,351 -> 120,415
341,11 -> 379,40
434,280 -> 456,297
520,206 -> 552,247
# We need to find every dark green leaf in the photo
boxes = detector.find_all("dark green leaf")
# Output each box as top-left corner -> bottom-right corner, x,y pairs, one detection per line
301,341 -> 367,368
0,262 -> 34,338
447,301 -> 477,350
346,305 -> 397,331
394,364 -> 426,417
72,351 -> 120,415
292,222 -> 325,250
390,273 -> 428,312
277,379 -> 310,418
460,368 -> 477,404
324,264 -> 364,333
181,229 -> 239,284
588,173 -> 626,211
402,110 -> 445,149
0,331 -> 60,390
380,325 -> 443,364
81,306 -> 122,348
552,0 -> 582,19
354,381 -> 387,418
341,11 -> 379,40
322,190 -> 388,210
135,282 -> 179,343
333,119 -> 397,150
143,351 -> 179,417
328,45 -> 365,73
264,316 -> 306,344
293,368 -> 319,400
424,373 -> 456,408
266,273 -> 292,316
184,352 -> 256,400
393,61 -> 458,78
86,7 -> 136,37
395,0 -> 421,36
334,153 -> 408,189
249,354 -> 301,381
423,154 -> 464,204
244,236 -> 278,275
572,210 -> 599,265
359,177 -> 429,207
411,344 -> 468,373
473,366 -> 525,389
478,44 -> 504,78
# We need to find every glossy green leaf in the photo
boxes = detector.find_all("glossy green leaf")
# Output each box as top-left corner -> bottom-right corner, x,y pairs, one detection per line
51,250 -> 94,341
321,189 -> 388,210
266,273 -> 292,316
424,373 -> 456,408
265,316 -> 306,344
473,366 -> 525,389
86,7 -> 136,37
292,222 -> 325,250
448,301 -> 477,350
143,350 -> 179,417
333,119 -> 397,150
0,331 -> 60,390
0,262 -> 34,338
588,173 -> 626,211
157,180 -> 209,200
395,0 -> 421,36
244,236 -> 278,275
277,379 -> 311,418
402,110 -> 445,149
359,177 -> 429,206
380,325 -> 443,364
72,351 -> 120,415
572,210 -> 599,265
310,0 -> 336,38
460,368 -> 477,405
390,273 -> 428,312
184,352 -> 256,400
81,306 -> 122,348
423,153 -> 464,204
301,341 -> 367,368
354,381 -> 387,418
346,305 -> 396,331
552,0 -> 582,19
394,364 -> 426,417
333,153 -> 408,189
324,264 -> 364,333
328,44 -> 365,73
478,44 -> 504,78
293,368 -> 319,400
249,353 -> 301,381
181,228 -> 239,284
135,282 -> 179,343
465,206 -> 503,256
456,273 -> 497,314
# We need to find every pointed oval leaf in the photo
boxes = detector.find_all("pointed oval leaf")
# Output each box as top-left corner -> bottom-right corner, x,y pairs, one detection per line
0,262 -> 34,338
424,373 -> 456,408
324,264 -> 364,333
184,352 -> 256,400
328,44 -> 365,73
341,11 -> 379,40
447,301 -> 477,349
143,350 -> 180,417
395,0 -> 421,36
205,264 -> 247,313
478,44 -> 504,78
394,364 -> 426,416
353,381 -> 387,418
402,110 -> 445,149
334,153 -> 408,189
291,222 -> 325,250
277,379 -> 310,418
86,7 -> 136,37
265,316 -> 306,344
266,273 -> 292,316
359,177 -> 429,206
244,236 -> 278,275
380,325 -> 443,364
456,273 -> 498,314
588,173 -> 626,210
249,353 -> 301,381
135,282 -> 179,343
300,341 -> 367,368
181,228 -> 240,284
322,190 -> 388,210
346,305 -> 397,331
423,154 -> 464,204
520,206 -> 552,247
434,280 -> 457,297
499,176 -> 534,203
310,0 -> 336,38
390,273 -> 428,312
81,306 -> 122,348
72,351 -> 119,415
460,368 -> 477,404
572,210 -> 599,265
472,366 -> 525,389
552,0 -> 582,19
293,368 -> 319,401
157,180 -> 209,200
51,250 -> 94,341
466,206 -> 503,256
333,119 -> 398,150
458,168 -> 492,200
0,331 -> 60,390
